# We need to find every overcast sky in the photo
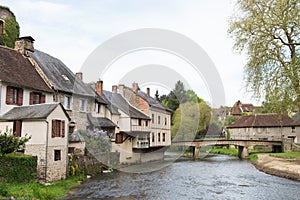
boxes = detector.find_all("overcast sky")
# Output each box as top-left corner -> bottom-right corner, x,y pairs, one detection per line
1,0 -> 258,107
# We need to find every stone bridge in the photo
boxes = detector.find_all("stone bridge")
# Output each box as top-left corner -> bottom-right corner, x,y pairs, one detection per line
172,139 -> 282,159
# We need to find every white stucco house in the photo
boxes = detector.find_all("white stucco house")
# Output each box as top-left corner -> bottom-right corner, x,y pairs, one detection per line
0,103 -> 70,182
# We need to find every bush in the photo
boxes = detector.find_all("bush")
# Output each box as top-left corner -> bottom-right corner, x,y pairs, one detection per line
0,153 -> 37,183
0,127 -> 31,156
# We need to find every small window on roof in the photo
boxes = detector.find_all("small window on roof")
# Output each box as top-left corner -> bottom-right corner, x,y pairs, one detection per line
62,74 -> 69,81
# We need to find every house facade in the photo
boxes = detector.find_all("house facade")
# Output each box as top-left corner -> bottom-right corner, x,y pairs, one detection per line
0,103 -> 70,182
120,83 -> 172,148
227,114 -> 300,143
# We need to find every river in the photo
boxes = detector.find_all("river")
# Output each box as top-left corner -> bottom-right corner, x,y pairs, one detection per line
63,154 -> 300,200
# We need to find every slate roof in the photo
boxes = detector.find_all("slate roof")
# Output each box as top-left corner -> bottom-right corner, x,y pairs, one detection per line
68,130 -> 85,142
103,91 -> 150,120
29,50 -> 98,98
228,114 -> 300,128
0,46 -> 52,92
0,103 -> 70,121
138,91 -> 172,112
87,113 -> 117,128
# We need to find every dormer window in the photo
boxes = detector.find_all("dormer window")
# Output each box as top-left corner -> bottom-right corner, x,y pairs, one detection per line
62,74 -> 69,81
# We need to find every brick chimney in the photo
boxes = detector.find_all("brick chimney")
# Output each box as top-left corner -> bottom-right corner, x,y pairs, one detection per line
132,82 -> 138,94
15,36 -> 35,57
96,80 -> 103,96
146,88 -> 150,97
112,85 -> 118,93
75,72 -> 83,80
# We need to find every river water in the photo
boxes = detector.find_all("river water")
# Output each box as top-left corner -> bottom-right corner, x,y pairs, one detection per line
63,155 -> 300,200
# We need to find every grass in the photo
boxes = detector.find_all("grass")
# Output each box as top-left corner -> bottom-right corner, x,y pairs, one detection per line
210,148 -> 238,157
270,152 -> 300,159
0,174 -> 86,200
248,153 -> 258,160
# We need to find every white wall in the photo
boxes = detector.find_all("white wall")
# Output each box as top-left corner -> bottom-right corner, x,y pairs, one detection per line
0,83 -> 53,115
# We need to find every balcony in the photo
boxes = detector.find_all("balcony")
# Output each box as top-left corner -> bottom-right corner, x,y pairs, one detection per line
136,140 -> 149,149
131,125 -> 150,132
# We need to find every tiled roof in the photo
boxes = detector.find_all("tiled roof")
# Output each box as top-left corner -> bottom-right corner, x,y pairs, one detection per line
0,103 -> 69,120
137,91 -> 172,112
0,46 -> 52,92
87,113 -> 117,128
231,103 -> 257,115
29,50 -> 96,97
103,91 -> 150,120
228,114 -> 300,128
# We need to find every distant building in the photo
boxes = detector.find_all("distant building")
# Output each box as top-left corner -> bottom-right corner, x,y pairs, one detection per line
227,113 -> 300,143
229,102 -> 261,116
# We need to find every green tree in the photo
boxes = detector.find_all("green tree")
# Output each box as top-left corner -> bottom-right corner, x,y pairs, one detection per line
0,6 -> 20,48
228,0 -> 300,113
171,101 -> 211,140
0,127 -> 31,156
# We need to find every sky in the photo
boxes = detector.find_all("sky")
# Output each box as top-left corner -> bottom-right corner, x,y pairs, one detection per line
1,0 -> 258,107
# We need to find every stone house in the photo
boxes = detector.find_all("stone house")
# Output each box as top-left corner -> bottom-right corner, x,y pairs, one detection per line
229,102 -> 260,116
0,103 -> 70,182
120,83 -> 172,148
227,113 -> 300,143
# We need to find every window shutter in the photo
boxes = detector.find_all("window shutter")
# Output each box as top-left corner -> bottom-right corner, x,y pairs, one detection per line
41,94 -> 46,103
61,120 -> 65,138
17,89 -> 23,106
52,119 -> 56,138
6,86 -> 11,104
15,120 -> 22,137
29,92 -> 34,105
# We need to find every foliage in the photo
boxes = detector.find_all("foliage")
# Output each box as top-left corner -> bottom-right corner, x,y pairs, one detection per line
84,129 -> 112,152
224,115 -> 237,126
0,152 -> 37,183
0,175 -> 86,199
0,6 -> 20,48
210,148 -> 238,157
248,153 -> 258,160
68,155 -> 79,176
0,127 -> 31,156
171,102 -> 211,140
228,0 -> 300,113
270,152 -> 300,159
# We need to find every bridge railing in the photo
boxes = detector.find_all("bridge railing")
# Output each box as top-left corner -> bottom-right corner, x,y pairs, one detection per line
229,134 -> 282,141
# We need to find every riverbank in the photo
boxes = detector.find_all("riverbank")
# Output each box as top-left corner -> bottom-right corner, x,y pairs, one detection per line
251,153 -> 300,181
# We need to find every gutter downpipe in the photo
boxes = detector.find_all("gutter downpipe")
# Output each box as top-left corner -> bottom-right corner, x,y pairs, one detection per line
45,121 -> 49,182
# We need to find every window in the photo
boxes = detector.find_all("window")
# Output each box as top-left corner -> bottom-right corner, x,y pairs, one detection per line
145,121 -> 148,127
292,126 -> 295,133
152,114 -> 154,124
138,119 -> 142,126
165,117 -> 167,126
79,99 -> 86,112
258,127 -> 261,133
51,120 -> 65,138
158,116 -> 161,124
158,132 -> 161,142
152,133 -> 155,142
54,150 -> 61,161
13,120 -> 22,137
64,95 -> 71,110
162,133 -> 166,142
0,20 -> 3,35
6,86 -> 23,106
29,92 -> 45,105
116,133 -> 123,144
96,103 -> 102,113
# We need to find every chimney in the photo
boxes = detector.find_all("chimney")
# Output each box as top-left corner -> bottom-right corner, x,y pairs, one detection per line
146,88 -> 150,97
112,85 -> 118,93
75,72 -> 83,80
15,36 -> 35,57
132,82 -> 138,94
119,84 -> 124,96
96,80 -> 103,96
